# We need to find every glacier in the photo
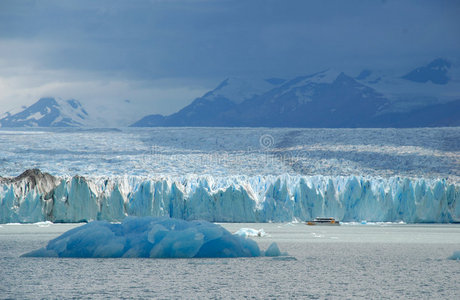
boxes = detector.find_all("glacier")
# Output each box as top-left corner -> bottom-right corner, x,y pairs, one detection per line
1,169 -> 459,224
22,217 -> 272,258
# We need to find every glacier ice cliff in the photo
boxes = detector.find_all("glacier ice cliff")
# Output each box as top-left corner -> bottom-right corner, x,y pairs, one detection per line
1,169 -> 459,223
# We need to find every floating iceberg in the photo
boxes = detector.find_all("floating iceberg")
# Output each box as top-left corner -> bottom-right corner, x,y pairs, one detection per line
264,242 -> 282,257
22,217 -> 282,258
448,251 -> 460,260
2,169 -> 459,223
234,228 -> 267,238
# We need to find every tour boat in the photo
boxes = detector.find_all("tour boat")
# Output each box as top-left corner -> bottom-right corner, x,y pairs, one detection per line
306,217 -> 340,226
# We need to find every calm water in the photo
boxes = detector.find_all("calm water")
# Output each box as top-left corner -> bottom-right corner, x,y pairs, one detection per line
1,223 -> 459,299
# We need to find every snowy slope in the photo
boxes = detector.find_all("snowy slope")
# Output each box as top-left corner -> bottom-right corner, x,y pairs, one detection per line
201,77 -> 284,104
0,98 -> 96,127
81,98 -> 161,128
355,58 -> 460,112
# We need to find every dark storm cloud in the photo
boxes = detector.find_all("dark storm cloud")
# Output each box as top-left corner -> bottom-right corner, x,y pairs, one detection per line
1,0 -> 459,80
0,0 -> 459,119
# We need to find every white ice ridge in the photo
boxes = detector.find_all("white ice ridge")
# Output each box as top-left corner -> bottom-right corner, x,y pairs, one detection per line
1,169 -> 459,223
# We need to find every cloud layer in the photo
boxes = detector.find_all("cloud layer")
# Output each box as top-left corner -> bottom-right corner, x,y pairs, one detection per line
0,0 -> 459,124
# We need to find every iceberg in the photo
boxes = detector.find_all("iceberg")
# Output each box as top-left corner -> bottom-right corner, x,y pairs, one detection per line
264,242 -> 282,257
448,251 -> 460,260
21,217 -> 280,258
1,169 -> 459,224
234,228 -> 267,238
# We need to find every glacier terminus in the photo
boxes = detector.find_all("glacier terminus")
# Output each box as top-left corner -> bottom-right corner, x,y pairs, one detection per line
1,127 -> 459,224
1,169 -> 458,224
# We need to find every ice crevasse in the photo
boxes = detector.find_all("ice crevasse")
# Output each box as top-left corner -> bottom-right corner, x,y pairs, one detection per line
1,169 -> 459,223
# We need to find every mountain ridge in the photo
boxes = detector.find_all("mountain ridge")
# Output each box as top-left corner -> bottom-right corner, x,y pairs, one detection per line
131,59 -> 460,128
1,58 -> 458,128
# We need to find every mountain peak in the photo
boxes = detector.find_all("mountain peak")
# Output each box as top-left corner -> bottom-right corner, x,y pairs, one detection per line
213,78 -> 230,91
36,97 -> 59,106
0,97 -> 93,127
332,72 -> 362,87
402,58 -> 451,85
335,72 -> 351,80
427,58 -> 451,70
355,69 -> 373,80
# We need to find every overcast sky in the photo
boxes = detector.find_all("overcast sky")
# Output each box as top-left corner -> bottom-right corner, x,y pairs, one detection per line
0,0 -> 459,119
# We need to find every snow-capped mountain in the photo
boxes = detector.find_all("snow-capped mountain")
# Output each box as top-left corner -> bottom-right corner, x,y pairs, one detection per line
131,77 -> 284,127
402,58 -> 451,84
132,58 -> 460,128
131,70 -> 391,127
0,98 -> 93,127
228,70 -> 391,127
2,59 -> 458,128
355,58 -> 460,113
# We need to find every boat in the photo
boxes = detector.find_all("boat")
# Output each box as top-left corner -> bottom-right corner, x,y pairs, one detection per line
306,217 -> 340,226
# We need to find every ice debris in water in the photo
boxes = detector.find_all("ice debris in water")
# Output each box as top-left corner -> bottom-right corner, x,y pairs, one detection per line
448,251 -> 460,260
21,217 -> 283,258
234,228 -> 267,238
264,242 -> 282,257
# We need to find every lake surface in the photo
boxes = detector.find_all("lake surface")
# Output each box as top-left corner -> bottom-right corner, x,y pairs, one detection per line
1,223 -> 459,299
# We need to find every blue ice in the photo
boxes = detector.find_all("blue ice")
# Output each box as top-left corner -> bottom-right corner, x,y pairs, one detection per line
448,251 -> 460,260
21,217 -> 281,258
